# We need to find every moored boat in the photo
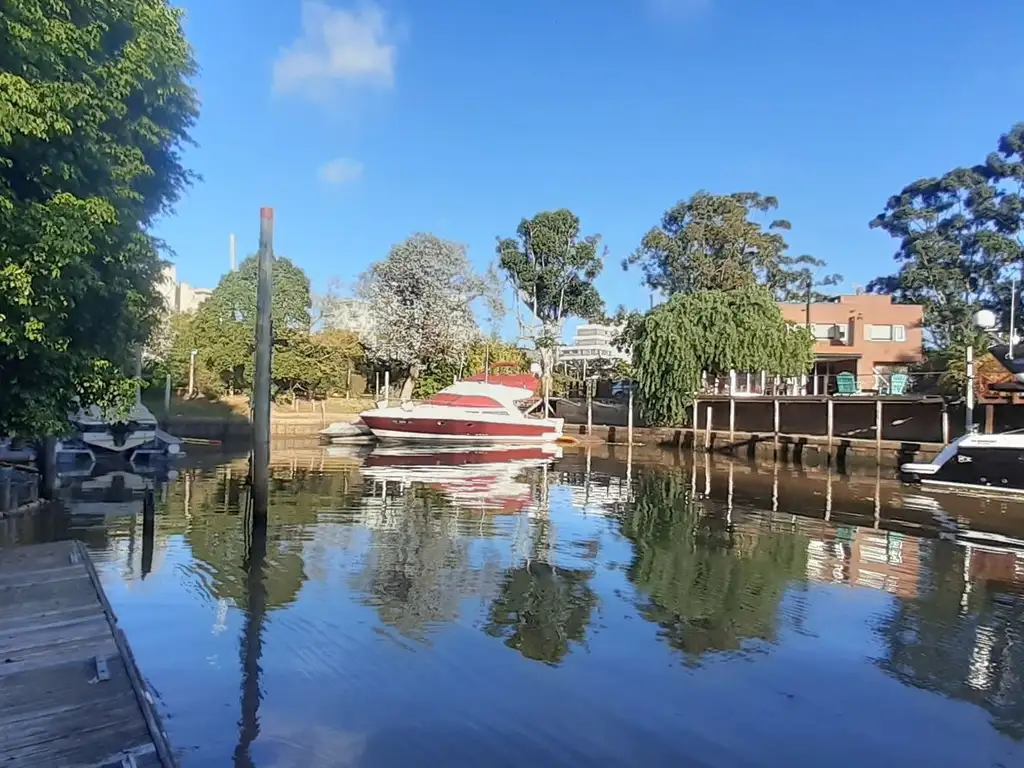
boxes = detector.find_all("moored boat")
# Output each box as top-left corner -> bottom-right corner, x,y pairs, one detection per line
901,430 -> 1024,496
359,381 -> 563,443
71,403 -> 159,455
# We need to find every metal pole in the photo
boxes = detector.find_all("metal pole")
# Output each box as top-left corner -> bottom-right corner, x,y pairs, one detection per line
729,390 -> 736,445
773,397 -> 780,453
251,207 -> 274,523
164,373 -> 172,414
383,371 -> 390,407
134,345 -> 143,405
966,345 -> 975,432
704,404 -> 712,451
230,232 -> 237,271
942,406 -> 950,444
1011,279 -> 1018,360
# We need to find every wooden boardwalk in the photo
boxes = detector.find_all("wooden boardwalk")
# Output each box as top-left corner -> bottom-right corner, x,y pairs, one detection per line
0,541 -> 175,767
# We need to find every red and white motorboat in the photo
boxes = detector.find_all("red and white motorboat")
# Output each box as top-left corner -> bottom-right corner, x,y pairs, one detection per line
359,380 -> 563,443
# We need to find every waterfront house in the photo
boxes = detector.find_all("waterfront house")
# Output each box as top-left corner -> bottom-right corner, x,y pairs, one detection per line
777,293 -> 925,393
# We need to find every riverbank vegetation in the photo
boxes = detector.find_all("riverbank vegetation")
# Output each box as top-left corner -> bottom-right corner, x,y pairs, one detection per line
0,0 -> 197,437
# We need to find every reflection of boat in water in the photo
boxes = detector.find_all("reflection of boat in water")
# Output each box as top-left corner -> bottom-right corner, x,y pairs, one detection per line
361,444 -> 561,512
359,381 -> 563,443
63,471 -> 150,517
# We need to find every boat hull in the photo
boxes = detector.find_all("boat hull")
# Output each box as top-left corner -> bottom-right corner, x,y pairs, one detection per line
361,414 -> 562,443
902,436 -> 1024,495
81,430 -> 158,454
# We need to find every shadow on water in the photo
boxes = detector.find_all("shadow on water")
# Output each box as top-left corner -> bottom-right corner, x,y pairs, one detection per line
1,444 -> 1024,765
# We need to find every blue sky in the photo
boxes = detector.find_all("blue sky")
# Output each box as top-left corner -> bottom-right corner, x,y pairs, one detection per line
157,0 -> 1024,340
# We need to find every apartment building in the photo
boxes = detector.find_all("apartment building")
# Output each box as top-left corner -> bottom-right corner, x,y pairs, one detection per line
557,323 -> 630,368
777,293 -> 924,392
157,265 -> 213,314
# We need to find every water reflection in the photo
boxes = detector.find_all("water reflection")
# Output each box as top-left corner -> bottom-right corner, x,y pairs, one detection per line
1,446 -> 1023,765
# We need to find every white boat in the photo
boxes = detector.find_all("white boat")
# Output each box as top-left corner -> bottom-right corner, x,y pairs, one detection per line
72,403 -> 159,455
359,381 -> 563,443
901,430 -> 1024,496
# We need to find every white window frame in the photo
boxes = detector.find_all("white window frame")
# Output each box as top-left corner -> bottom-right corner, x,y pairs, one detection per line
865,324 -> 906,342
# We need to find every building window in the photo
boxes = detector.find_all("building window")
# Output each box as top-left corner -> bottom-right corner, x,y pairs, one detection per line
865,324 -> 906,342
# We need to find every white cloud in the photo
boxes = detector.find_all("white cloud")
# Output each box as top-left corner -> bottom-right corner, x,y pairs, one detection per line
273,2 -> 397,103
319,157 -> 364,185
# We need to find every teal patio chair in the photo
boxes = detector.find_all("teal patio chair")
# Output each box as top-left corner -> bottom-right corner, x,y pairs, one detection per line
888,373 -> 909,395
835,372 -> 859,395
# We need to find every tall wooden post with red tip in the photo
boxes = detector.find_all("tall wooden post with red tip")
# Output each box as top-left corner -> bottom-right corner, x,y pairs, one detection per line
251,207 -> 273,524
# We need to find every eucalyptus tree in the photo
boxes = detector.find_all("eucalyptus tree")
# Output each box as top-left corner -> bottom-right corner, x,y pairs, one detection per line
624,191 -> 838,299
496,209 -> 605,399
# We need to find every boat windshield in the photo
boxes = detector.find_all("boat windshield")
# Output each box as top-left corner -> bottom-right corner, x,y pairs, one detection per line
426,393 -> 506,409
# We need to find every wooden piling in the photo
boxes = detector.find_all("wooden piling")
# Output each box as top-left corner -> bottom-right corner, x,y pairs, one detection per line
773,397 -> 780,453
704,404 -> 712,451
827,397 -> 835,457
251,207 -> 274,523
985,403 -> 994,434
586,379 -> 593,436
942,406 -> 950,444
729,393 -> 736,444
627,387 -> 634,445
875,398 -> 883,459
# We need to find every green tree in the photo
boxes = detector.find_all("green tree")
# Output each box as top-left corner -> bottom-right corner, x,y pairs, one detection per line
496,209 -> 605,395
190,254 -> 312,395
414,339 -> 529,398
624,192 -> 838,299
869,124 -> 1024,352
628,286 -> 814,425
0,0 -> 198,436
359,234 -> 501,401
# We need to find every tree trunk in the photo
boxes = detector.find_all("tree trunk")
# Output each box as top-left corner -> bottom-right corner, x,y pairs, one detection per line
539,346 -> 555,416
400,362 -> 422,403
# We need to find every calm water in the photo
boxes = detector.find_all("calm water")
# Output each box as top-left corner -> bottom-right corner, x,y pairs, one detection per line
3,445 -> 1024,767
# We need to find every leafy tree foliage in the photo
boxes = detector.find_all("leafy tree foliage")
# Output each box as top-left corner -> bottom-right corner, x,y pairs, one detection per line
0,0 -> 197,435
869,123 -> 1024,351
190,254 -> 312,395
628,286 -> 814,425
496,209 -> 605,387
413,339 -> 529,398
625,192 -> 839,299
359,234 -> 500,399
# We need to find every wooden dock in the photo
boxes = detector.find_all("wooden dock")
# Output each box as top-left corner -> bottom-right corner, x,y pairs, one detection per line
0,541 -> 175,767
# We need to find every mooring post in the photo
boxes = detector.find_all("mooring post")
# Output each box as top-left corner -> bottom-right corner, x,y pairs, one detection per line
942,405 -> 950,444
773,397 -> 780,454
586,378 -> 593,436
627,386 -> 634,446
0,466 -> 11,513
383,371 -> 390,407
693,398 -> 700,448
705,404 -> 712,452
985,403 -> 994,434
164,374 -> 172,415
826,397 -> 835,461
875,398 -> 883,460
141,488 -> 155,578
251,207 -> 274,524
729,384 -> 736,446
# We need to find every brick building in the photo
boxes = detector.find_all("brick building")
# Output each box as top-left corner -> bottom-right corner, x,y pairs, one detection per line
777,293 -> 925,393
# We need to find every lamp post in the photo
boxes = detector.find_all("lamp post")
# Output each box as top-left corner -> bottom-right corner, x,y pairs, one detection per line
969,309 -> 998,433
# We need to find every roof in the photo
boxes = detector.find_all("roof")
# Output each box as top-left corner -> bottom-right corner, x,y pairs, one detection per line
433,380 -> 535,408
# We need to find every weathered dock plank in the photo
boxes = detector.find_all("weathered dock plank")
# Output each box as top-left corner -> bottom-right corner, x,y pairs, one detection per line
0,540 -> 175,768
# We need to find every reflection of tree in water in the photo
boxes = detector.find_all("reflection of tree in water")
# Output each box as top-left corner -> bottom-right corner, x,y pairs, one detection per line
350,486 -> 503,640
618,470 -> 807,661
161,466 -> 367,611
875,543 -> 1024,740
484,557 -> 597,665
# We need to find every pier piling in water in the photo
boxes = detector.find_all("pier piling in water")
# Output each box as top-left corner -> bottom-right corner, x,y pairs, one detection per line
251,207 -> 274,523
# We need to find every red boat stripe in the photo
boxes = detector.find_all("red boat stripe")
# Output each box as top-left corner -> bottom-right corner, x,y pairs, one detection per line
362,415 -> 555,437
